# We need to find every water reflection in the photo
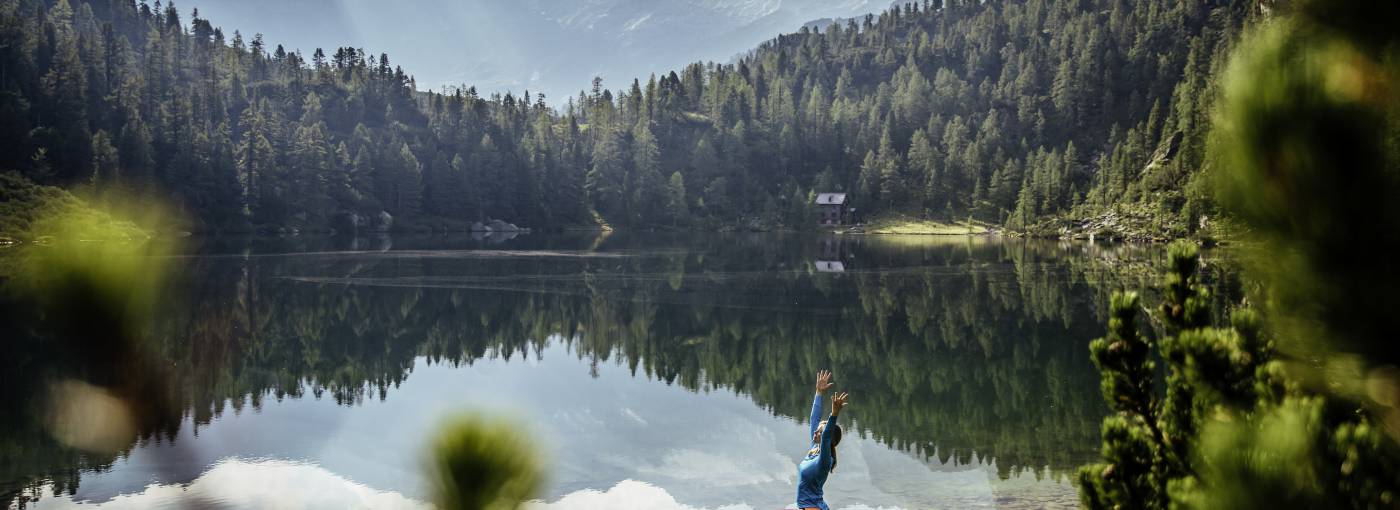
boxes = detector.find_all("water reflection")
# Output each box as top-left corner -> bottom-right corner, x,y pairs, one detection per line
29,460 -> 428,510
3,232 -> 1159,508
22,346 -> 1076,509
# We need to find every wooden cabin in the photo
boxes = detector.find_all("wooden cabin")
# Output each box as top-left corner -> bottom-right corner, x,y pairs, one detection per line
815,193 -> 848,226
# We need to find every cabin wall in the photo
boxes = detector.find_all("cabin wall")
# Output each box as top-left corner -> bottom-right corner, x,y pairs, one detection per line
819,204 -> 844,226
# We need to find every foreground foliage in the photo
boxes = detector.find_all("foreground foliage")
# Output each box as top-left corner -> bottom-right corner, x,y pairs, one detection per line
428,414 -> 544,510
1077,243 -> 1290,508
1078,0 -> 1400,507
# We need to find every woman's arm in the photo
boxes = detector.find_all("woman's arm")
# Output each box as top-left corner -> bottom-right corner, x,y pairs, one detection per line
811,370 -> 833,438
819,391 -> 849,465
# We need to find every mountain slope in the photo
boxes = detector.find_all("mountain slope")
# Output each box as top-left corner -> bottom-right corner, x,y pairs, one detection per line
0,0 -> 1255,233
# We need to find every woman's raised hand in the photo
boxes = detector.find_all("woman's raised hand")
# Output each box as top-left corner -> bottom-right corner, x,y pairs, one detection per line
832,391 -> 850,415
815,370 -> 834,394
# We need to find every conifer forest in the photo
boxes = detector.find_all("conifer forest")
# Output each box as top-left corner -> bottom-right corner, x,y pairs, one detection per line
2,0 -> 1247,233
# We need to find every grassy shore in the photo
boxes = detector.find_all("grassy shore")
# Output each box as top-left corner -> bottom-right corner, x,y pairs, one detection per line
1,172 -> 149,245
864,216 -> 989,235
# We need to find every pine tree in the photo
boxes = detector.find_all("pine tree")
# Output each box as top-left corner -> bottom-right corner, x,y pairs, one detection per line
446,153 -> 470,219
350,146 -> 377,210
876,126 -> 904,211
89,130 -> 120,190
906,129 -> 936,212
235,102 -> 276,221
39,0 -> 92,182
630,123 -> 663,223
665,170 -> 688,226
587,128 -> 626,222
289,122 -> 330,221
391,142 -> 422,217
1011,173 -> 1036,229
470,134 -> 504,219
690,137 -> 720,185
327,141 -> 357,210
1078,242 -> 1270,510
857,150 -> 879,212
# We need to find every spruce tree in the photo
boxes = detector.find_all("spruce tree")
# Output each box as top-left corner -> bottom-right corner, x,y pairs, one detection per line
630,123 -> 663,223
665,170 -> 688,226
1078,242 -> 1271,510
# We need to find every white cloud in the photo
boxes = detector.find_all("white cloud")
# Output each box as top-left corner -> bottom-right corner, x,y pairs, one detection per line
528,479 -> 909,510
620,406 -> 649,426
33,459 -> 429,510
528,479 -> 754,510
623,13 -> 653,32
635,448 -> 794,486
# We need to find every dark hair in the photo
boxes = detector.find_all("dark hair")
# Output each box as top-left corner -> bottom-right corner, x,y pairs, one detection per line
829,423 -> 843,472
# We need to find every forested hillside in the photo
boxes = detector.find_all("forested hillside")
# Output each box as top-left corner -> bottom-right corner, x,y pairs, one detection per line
0,0 -> 1255,233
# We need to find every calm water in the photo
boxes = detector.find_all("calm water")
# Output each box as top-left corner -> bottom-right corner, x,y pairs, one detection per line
3,232 -> 1159,509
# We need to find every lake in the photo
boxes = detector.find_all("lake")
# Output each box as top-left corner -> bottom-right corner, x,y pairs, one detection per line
3,232 -> 1160,509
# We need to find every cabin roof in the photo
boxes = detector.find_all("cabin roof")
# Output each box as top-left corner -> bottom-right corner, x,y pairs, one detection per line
815,193 -> 847,205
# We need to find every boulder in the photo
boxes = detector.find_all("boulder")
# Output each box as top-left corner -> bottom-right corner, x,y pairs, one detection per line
488,231 -> 520,242
371,211 -> 393,232
487,219 -> 520,232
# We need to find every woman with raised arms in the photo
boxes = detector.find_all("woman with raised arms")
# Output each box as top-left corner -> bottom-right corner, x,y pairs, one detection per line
796,369 -> 849,510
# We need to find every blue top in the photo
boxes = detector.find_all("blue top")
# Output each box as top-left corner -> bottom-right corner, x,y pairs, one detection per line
796,393 -> 838,510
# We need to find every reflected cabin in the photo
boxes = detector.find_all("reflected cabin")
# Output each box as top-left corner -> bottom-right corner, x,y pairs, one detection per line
815,193 -> 848,226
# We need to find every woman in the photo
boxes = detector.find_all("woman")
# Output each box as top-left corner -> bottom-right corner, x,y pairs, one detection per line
797,369 -> 849,510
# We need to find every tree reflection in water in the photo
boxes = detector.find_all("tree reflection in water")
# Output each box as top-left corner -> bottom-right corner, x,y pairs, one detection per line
3,232 -> 1173,507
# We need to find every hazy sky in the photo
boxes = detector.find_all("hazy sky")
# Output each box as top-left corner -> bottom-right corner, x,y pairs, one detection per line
183,0 -> 885,102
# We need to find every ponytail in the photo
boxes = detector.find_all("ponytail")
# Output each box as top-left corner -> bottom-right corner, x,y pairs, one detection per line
829,423 -> 843,472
